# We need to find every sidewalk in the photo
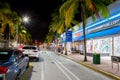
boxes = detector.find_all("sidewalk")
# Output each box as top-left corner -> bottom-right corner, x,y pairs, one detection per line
61,53 -> 120,80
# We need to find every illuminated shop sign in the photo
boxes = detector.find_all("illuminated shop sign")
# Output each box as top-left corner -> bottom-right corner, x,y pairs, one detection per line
86,18 -> 120,34
66,31 -> 72,42
73,19 -> 120,38
86,12 -> 120,29
73,32 -> 83,38
73,12 -> 120,40
73,12 -> 120,38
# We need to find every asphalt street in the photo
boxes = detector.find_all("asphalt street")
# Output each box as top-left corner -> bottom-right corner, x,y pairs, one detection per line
23,50 -> 114,80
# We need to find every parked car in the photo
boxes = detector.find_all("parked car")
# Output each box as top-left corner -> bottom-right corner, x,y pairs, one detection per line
0,48 -> 29,80
22,46 -> 40,61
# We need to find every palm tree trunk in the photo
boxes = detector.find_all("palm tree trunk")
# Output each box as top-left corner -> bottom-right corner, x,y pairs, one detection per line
81,0 -> 87,61
83,22 -> 87,61
64,44 -> 67,55
65,29 -> 67,55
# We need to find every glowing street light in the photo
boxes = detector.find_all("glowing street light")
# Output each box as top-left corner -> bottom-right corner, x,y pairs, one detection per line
23,16 -> 30,23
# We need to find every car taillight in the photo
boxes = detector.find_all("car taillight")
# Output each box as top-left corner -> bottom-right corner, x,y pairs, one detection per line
33,50 -> 38,52
0,66 -> 8,74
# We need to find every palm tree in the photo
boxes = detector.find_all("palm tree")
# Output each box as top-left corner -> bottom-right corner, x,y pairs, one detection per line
0,2 -> 15,46
0,2 -> 32,46
48,7 -> 79,54
10,11 -> 32,45
18,25 -> 32,45
11,12 -> 22,42
45,32 -> 56,44
59,0 -> 113,61
49,10 -> 65,34
0,2 -> 13,33
12,20 -> 32,45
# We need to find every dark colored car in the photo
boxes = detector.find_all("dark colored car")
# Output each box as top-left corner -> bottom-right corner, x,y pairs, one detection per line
0,48 -> 29,80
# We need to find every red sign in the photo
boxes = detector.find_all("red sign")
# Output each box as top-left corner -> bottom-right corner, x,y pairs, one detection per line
75,32 -> 82,37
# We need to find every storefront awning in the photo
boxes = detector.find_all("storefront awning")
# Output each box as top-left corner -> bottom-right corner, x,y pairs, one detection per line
86,26 -> 120,39
72,36 -> 83,42
72,26 -> 120,42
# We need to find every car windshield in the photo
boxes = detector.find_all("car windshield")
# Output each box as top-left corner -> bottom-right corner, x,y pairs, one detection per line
0,51 -> 11,61
23,46 -> 37,50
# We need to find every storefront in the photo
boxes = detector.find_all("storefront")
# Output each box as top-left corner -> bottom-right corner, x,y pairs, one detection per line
72,0 -> 120,56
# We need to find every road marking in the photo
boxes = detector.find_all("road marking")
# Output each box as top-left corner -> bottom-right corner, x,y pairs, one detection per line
49,52 -> 81,80
41,57 -> 44,80
50,56 -> 73,80
45,51 -> 72,80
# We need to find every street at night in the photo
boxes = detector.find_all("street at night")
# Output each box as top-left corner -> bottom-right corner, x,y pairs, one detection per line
0,0 -> 120,80
22,49 -> 114,80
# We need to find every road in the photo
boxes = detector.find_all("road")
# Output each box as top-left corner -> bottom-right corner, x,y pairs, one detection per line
24,50 -> 114,80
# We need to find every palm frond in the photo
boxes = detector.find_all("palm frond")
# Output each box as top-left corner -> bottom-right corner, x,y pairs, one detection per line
94,0 -> 110,18
65,1 -> 79,28
59,0 -> 73,18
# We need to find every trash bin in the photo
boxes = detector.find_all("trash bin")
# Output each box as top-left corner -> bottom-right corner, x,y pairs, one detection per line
93,54 -> 100,64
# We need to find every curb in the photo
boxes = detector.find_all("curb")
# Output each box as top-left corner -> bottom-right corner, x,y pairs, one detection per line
61,54 -> 120,80
22,62 -> 33,80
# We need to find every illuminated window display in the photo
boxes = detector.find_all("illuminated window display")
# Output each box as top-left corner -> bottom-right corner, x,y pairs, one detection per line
86,40 -> 93,53
100,38 -> 112,54
114,36 -> 120,56
86,38 -> 112,55
93,39 -> 101,53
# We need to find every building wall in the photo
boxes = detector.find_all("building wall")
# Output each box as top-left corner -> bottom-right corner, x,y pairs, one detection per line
72,0 -> 120,56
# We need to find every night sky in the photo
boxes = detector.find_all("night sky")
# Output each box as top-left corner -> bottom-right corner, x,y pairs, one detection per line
1,0 -> 62,42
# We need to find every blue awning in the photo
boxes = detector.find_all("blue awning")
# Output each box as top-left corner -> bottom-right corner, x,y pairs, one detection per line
72,36 -> 83,42
86,26 -> 120,39
72,26 -> 120,42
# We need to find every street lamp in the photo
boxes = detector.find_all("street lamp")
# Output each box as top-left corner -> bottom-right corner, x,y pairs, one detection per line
23,16 -> 29,24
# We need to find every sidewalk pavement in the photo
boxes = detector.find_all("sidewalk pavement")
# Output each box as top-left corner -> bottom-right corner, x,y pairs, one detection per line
61,53 -> 120,80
